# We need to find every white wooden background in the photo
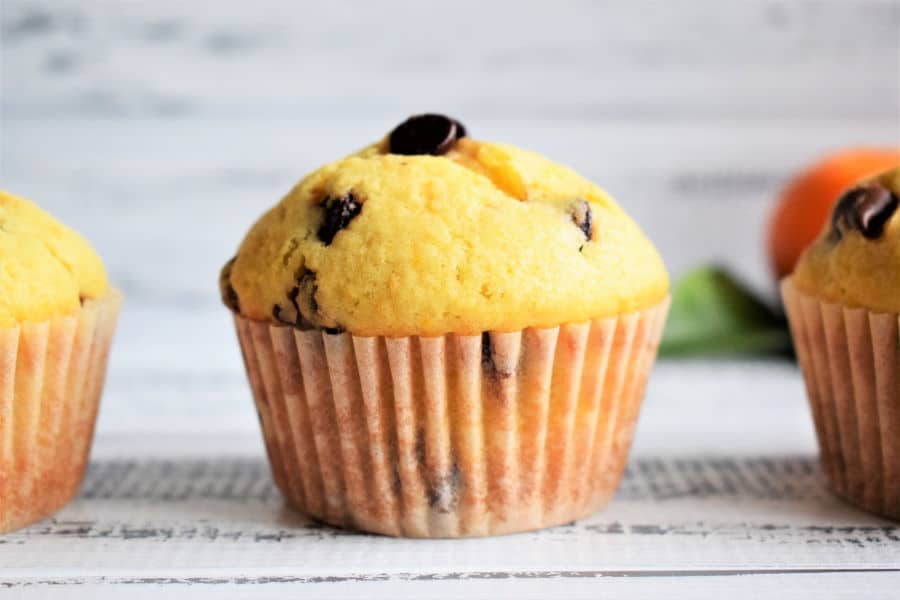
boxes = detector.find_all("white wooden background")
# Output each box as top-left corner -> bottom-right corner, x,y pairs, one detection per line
2,1 -> 900,597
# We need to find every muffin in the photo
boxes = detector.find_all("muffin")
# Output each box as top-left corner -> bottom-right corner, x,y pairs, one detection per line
220,114 -> 669,537
783,165 -> 900,520
0,191 -> 121,533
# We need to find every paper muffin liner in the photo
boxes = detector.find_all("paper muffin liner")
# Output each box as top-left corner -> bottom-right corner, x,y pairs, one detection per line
0,291 -> 122,533
233,298 -> 669,537
782,278 -> 900,520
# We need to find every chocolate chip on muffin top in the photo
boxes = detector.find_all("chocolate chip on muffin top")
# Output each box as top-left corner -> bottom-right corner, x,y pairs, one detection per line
830,183 -> 899,242
388,114 -> 467,156
318,192 -> 363,246
571,199 -> 594,242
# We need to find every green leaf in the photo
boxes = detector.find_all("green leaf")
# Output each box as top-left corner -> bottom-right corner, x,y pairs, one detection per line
660,266 -> 792,358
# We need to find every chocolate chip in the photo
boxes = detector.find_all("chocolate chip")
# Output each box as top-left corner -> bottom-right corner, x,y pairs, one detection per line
830,184 -> 899,241
295,270 -> 320,321
317,192 -> 362,246
571,199 -> 593,242
388,114 -> 466,156
273,271 -> 314,327
272,268 -> 342,331
272,300 -> 296,327
451,119 -> 467,139
219,256 -> 241,313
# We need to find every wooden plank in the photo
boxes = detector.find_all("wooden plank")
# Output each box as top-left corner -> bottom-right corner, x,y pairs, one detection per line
9,572 -> 900,600
1,452 -> 897,576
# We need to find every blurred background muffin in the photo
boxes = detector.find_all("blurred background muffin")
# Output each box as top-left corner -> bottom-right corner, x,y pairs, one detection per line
783,167 -> 900,521
0,191 -> 121,532
768,148 -> 900,280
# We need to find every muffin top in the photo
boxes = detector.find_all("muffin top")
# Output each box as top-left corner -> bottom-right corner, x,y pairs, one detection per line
221,114 -> 668,337
0,191 -> 109,327
793,166 -> 900,312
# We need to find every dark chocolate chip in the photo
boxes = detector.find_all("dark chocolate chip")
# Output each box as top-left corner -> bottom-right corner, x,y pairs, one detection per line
830,184 -> 899,242
571,199 -> 593,242
451,119 -> 467,139
219,256 -> 241,313
388,113 -> 466,156
317,192 -> 362,246
272,303 -> 290,325
856,186 -> 899,239
274,271 -> 314,327
295,270 -> 319,318
272,268 -> 342,332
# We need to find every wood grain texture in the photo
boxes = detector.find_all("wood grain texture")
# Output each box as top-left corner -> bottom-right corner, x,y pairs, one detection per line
6,573 -> 900,600
1,445 -> 898,590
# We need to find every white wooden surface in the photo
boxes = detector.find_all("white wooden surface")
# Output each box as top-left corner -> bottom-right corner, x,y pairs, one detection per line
3,1 -> 900,597
3,362 -> 900,598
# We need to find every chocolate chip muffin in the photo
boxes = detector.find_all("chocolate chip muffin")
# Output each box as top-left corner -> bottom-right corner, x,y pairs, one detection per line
220,114 -> 669,537
783,165 -> 900,520
0,191 -> 122,533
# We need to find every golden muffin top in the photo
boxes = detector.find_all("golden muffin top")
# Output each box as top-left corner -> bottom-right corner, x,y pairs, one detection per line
0,191 -> 109,327
221,114 -> 669,336
793,166 -> 900,312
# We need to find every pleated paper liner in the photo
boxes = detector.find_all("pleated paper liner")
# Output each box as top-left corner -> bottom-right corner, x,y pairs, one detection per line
0,291 -> 122,533
234,298 -> 669,538
782,278 -> 900,521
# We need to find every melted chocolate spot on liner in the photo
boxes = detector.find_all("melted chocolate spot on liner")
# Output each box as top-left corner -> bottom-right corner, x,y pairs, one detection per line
481,332 -> 494,371
426,462 -> 462,513
480,332 -> 516,380
415,427 -> 426,464
391,461 -> 403,495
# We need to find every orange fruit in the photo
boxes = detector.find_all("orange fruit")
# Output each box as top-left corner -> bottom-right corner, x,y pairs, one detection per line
768,148 -> 900,279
